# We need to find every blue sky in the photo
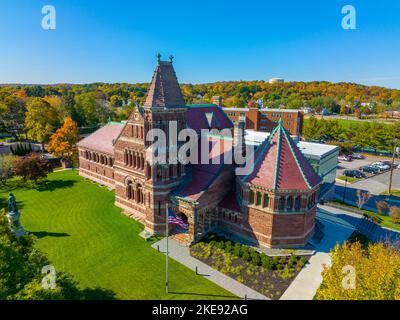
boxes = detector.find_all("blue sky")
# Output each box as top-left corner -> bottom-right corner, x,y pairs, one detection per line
1,0 -> 400,88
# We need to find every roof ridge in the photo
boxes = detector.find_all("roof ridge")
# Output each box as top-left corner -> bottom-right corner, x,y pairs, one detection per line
281,126 -> 312,189
273,126 -> 283,190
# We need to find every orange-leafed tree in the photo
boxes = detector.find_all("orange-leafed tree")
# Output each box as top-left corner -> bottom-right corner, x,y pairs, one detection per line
48,117 -> 79,163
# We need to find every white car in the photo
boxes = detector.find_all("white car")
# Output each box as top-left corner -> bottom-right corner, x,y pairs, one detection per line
371,162 -> 391,171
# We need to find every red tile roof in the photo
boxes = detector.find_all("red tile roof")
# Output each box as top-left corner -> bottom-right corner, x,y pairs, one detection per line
242,120 -> 321,191
144,61 -> 185,108
172,135 -> 232,201
77,123 -> 125,155
185,105 -> 233,134
219,192 -> 242,213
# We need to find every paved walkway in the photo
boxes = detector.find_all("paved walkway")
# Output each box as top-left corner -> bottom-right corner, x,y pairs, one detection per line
280,206 -> 356,300
151,238 -> 269,300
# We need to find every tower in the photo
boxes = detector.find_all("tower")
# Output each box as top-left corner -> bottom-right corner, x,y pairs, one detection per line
113,55 -> 187,235
238,119 -> 322,247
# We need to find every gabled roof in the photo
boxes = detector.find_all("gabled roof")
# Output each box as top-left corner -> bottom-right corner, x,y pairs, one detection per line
241,120 -> 321,191
185,105 -> 233,134
77,123 -> 124,155
144,61 -> 185,108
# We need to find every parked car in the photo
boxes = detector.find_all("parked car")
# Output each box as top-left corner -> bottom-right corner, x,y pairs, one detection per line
350,153 -> 365,160
371,162 -> 391,171
360,166 -> 380,174
344,170 -> 366,178
339,155 -> 352,162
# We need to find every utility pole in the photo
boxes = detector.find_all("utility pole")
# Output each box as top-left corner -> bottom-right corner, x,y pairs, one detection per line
388,145 -> 398,195
165,202 -> 169,294
342,177 -> 348,203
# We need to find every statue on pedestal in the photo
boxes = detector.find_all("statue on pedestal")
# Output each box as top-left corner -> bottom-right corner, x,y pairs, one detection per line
7,193 -> 27,237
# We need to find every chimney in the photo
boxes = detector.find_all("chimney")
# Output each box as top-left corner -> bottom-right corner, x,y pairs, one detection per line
212,96 -> 223,107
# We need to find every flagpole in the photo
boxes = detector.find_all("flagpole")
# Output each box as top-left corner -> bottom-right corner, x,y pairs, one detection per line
166,202 -> 169,294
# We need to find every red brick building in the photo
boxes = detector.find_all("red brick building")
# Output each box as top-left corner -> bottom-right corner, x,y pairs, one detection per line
221,103 -> 303,137
77,58 -> 321,248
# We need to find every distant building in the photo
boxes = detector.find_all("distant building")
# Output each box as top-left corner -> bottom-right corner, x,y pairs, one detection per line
269,78 -> 285,84
223,106 -> 304,137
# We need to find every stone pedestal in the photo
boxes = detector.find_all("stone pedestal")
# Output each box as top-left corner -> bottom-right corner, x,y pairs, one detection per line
7,211 -> 27,237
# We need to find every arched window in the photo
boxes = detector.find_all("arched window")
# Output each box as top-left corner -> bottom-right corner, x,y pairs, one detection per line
278,197 -> 285,210
256,192 -> 262,206
249,190 -> 255,204
263,194 -> 269,208
126,181 -> 133,200
287,196 -> 293,210
295,196 -> 301,210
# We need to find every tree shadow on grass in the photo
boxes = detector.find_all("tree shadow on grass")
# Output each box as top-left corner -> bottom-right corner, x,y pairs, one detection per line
36,179 -> 76,192
30,231 -> 70,239
80,287 -> 117,300
168,291 -> 238,299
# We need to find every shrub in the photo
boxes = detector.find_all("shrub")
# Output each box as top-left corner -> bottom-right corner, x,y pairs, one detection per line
297,257 -> 306,268
233,245 -> 241,257
390,206 -> 400,224
216,241 -> 225,249
209,240 -> 217,247
251,253 -> 260,266
242,252 -> 251,262
240,246 -> 249,257
261,254 -> 274,270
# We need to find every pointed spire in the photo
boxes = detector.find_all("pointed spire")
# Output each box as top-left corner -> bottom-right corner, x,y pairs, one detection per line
144,56 -> 185,108
242,121 -> 321,191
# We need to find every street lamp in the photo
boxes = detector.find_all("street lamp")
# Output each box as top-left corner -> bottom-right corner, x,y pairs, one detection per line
342,177 -> 348,203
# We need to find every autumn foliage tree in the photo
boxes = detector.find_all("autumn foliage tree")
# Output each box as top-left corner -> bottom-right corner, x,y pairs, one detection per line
24,98 -> 61,151
316,242 -> 400,300
13,153 -> 53,183
48,117 -> 79,163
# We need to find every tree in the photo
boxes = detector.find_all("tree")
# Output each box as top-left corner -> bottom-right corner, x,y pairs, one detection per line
356,189 -> 371,210
25,98 -> 61,151
390,206 -> 400,224
0,96 -> 26,138
48,117 -> 79,162
0,154 -> 18,185
376,201 -> 389,215
316,242 -> 400,300
13,153 -> 53,183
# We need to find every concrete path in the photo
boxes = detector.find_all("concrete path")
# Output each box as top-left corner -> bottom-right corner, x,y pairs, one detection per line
151,238 -> 269,300
280,206 -> 356,300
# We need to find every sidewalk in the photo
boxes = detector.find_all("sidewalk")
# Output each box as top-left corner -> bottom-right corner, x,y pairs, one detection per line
151,238 -> 269,300
280,207 -> 355,300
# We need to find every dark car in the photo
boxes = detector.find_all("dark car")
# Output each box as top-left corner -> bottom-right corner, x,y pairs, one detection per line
344,170 -> 366,178
351,153 -> 365,160
360,166 -> 379,174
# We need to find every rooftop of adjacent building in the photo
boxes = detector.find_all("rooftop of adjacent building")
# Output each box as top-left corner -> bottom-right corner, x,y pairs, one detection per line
223,107 -> 302,113
244,130 -> 339,158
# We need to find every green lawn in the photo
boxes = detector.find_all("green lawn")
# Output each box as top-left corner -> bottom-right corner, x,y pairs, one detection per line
0,170 -> 236,300
328,200 -> 400,232
337,176 -> 360,183
380,190 -> 400,197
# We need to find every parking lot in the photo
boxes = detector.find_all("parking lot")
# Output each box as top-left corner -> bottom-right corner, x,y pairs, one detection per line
337,155 -> 400,194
